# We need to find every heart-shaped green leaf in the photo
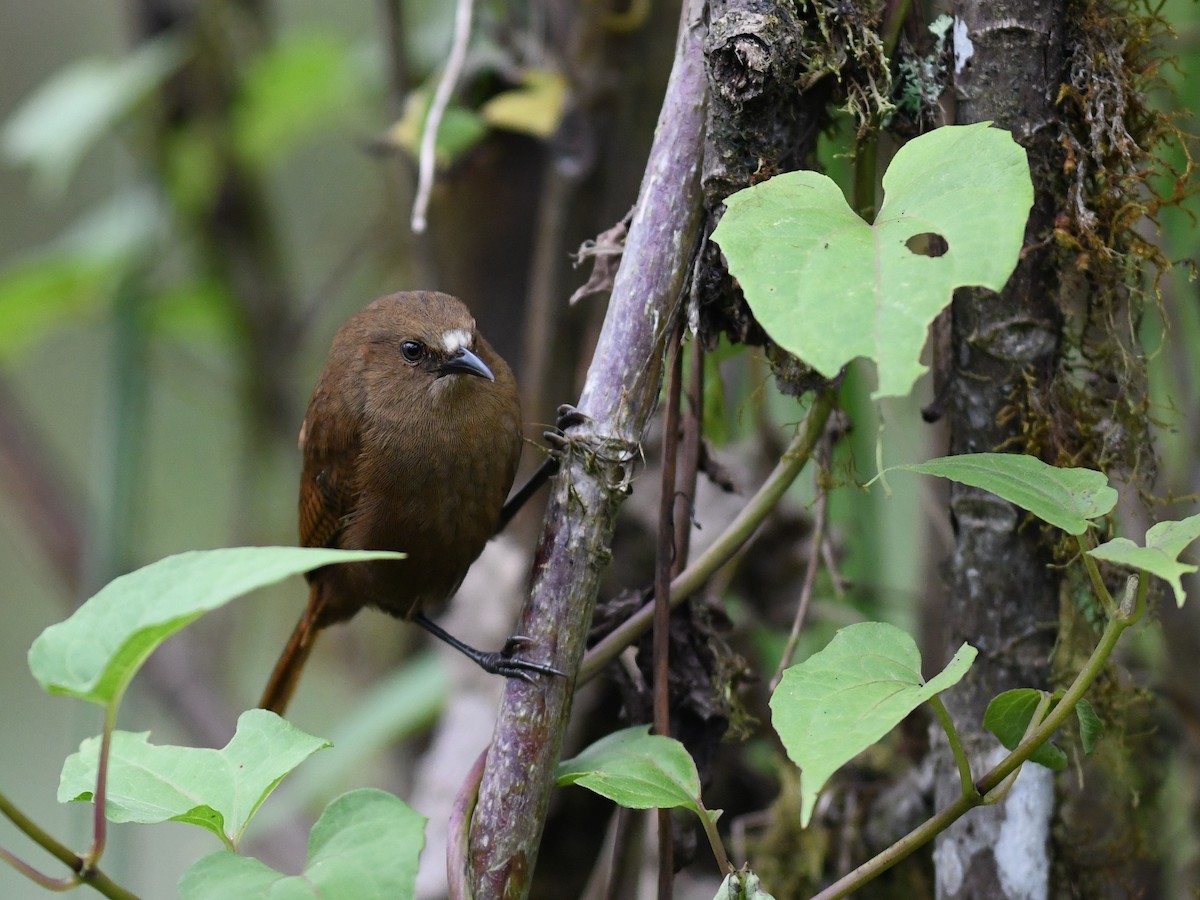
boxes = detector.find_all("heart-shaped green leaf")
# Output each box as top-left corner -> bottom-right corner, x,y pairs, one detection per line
1088,513 -> 1200,606
770,622 -> 976,827
893,454 -> 1116,535
712,122 -> 1032,399
59,710 -> 329,848
29,547 -> 403,706
178,789 -> 425,899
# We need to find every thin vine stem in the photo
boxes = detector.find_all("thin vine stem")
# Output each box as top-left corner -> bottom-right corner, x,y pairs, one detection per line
770,459 -> 829,692
653,324 -> 684,898
811,576 -> 1140,899
928,695 -> 976,800
1077,531 -> 1117,616
578,389 -> 836,685
696,803 -> 730,875
0,788 -> 140,900
86,704 -> 118,865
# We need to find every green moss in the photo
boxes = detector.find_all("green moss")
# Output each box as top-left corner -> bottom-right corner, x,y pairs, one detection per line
1040,0 -> 1194,486
796,0 -> 895,136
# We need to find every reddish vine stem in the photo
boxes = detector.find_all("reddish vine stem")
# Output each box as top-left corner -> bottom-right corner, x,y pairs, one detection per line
653,324 -> 685,898
0,787 -> 138,899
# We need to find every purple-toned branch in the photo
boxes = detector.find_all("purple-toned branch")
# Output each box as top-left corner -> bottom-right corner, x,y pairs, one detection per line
466,0 -> 709,895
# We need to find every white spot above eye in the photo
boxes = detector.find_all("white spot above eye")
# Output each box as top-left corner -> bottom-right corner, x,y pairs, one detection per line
441,328 -> 472,354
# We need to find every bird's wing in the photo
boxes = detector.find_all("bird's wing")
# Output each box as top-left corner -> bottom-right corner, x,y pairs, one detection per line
297,391 -> 361,550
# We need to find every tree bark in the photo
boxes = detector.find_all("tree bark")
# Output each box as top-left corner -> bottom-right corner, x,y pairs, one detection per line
936,1 -> 1066,897
466,1 -> 708,895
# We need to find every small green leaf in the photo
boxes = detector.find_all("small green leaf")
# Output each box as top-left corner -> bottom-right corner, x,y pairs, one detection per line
981,689 -> 1066,771
557,725 -> 705,817
59,710 -> 329,848
1,36 -> 186,192
770,622 -> 976,827
714,866 -> 778,900
480,70 -> 568,138
893,454 -> 1116,535
1088,513 -> 1200,606
28,547 -> 403,706
1076,699 -> 1102,755
712,123 -> 1032,399
233,33 -> 362,169
178,789 -> 425,899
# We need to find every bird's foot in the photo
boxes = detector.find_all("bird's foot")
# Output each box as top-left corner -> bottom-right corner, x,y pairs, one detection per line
476,636 -> 565,683
414,614 -> 563,681
543,404 -> 591,456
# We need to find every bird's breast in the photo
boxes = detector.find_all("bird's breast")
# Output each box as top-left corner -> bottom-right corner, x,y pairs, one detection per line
332,393 -> 520,619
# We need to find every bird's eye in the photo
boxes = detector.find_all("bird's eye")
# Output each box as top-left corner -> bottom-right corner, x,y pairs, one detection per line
400,340 -> 425,363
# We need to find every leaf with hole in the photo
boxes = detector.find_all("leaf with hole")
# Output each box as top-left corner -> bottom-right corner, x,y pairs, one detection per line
770,622 -> 976,827
712,122 -> 1032,399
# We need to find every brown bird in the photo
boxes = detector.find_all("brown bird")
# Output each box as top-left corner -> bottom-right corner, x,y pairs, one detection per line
260,291 -> 559,716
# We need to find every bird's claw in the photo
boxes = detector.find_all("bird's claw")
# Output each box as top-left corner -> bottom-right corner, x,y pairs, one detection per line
543,404 -> 591,456
480,636 -> 565,682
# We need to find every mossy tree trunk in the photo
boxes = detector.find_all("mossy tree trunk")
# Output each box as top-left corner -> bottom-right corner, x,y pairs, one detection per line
934,1 -> 1066,897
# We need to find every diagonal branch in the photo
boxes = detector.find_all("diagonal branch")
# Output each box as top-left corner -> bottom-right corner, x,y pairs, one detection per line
466,0 -> 709,895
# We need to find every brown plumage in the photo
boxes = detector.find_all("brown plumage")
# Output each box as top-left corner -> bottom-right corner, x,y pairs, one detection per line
260,291 -> 557,715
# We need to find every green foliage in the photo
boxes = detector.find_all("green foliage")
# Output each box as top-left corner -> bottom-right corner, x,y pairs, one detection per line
255,655 -> 448,831
388,67 -> 568,167
59,710 -> 329,849
0,187 -> 164,359
711,123 -> 1033,399
0,35 -> 186,192
29,546 -> 403,706
1088,513 -> 1200,606
715,866 -> 777,900
178,789 -> 425,899
480,69 -> 568,138
982,689 -> 1069,771
892,453 -> 1118,535
387,87 -> 488,168
233,33 -> 365,170
17,548 -> 424,896
557,725 -> 715,824
983,690 -> 1105,771
770,622 -> 976,827
1076,699 -> 1102,755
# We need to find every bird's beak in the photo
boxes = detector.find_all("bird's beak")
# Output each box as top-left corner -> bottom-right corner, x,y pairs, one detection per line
438,347 -> 495,382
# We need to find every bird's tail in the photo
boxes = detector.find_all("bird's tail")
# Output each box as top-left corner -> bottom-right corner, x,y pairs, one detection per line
259,584 -> 324,715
